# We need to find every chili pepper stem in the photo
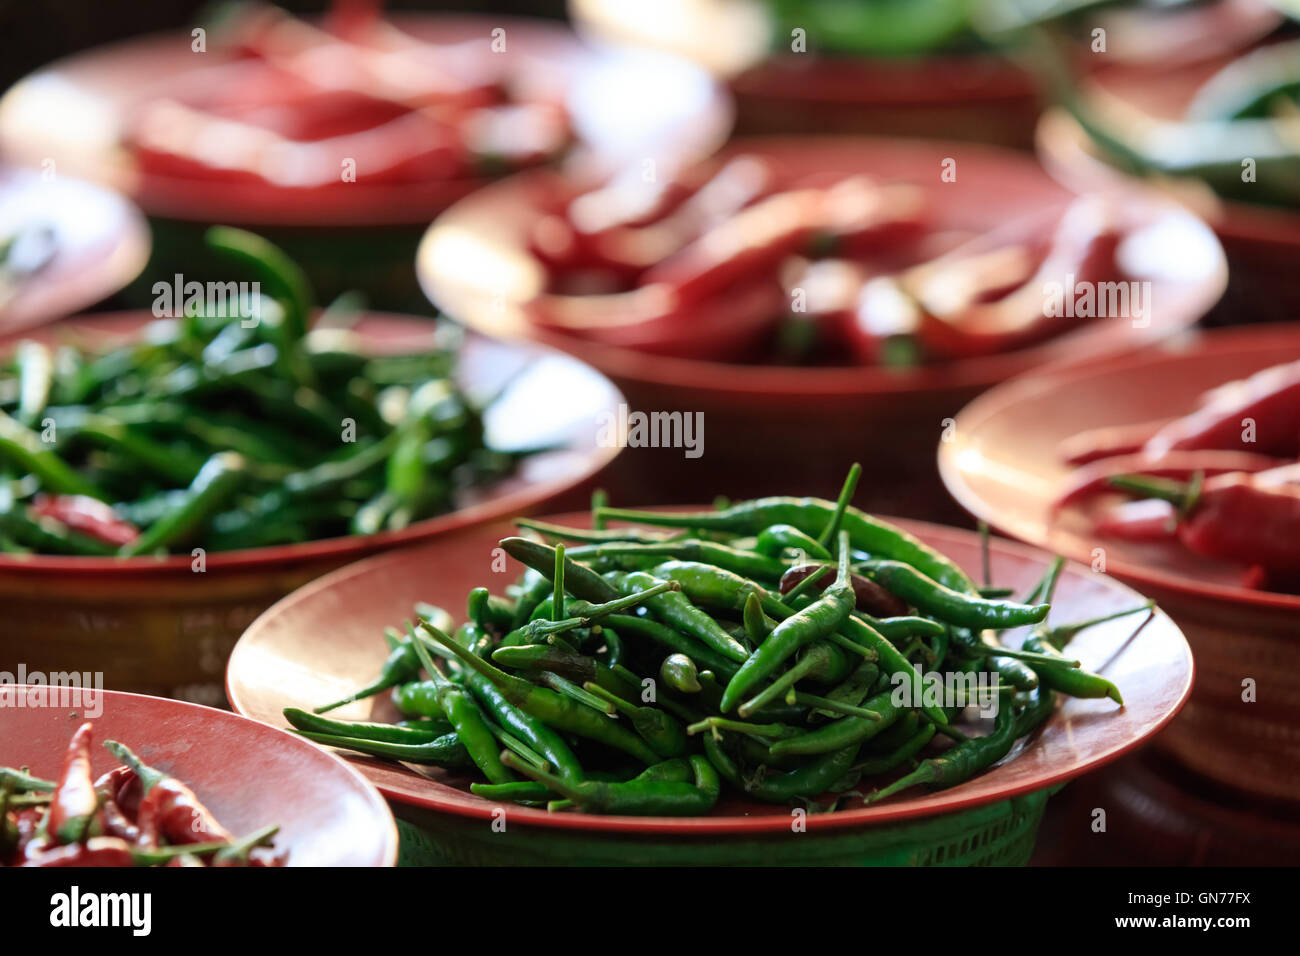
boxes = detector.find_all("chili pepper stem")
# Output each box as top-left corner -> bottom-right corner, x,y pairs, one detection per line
313,678 -> 390,714
817,462 -> 862,547
498,750 -> 580,801
102,740 -> 166,793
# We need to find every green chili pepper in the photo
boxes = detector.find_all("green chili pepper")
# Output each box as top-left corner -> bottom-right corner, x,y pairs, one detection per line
500,751 -> 720,815
605,569 -> 749,663
294,729 -> 472,768
422,622 -> 661,765
284,707 -> 451,743
599,497 -> 976,595
855,560 -> 1049,629
703,733 -> 859,804
737,641 -> 853,718
405,628 -> 514,784
119,452 -> 246,556
754,523 -> 833,561
659,653 -> 701,693
499,536 -> 619,603
768,690 -> 901,757
314,642 -> 422,714
583,683 -> 688,758
720,532 -> 857,712
868,696 -> 1021,803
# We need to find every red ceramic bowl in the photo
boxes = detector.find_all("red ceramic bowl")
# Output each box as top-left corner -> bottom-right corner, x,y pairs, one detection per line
0,686 -> 396,865
939,324 -> 1300,801
0,311 -> 623,702
572,0 -> 1280,146
0,14 -> 730,228
227,510 -> 1192,844
418,135 -> 1227,504
571,0 -> 1038,145
1036,56 -> 1300,327
0,167 -> 150,334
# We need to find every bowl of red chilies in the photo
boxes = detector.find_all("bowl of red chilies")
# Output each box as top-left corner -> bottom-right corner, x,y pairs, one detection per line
419,136 -> 1227,499
940,324 -> 1300,801
0,687 -> 396,866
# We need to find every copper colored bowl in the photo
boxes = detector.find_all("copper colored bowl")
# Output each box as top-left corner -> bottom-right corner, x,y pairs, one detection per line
941,326 -> 1300,803
0,311 -> 623,703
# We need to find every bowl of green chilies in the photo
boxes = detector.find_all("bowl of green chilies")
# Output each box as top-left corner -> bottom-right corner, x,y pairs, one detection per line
228,468 -> 1193,866
0,229 -> 624,703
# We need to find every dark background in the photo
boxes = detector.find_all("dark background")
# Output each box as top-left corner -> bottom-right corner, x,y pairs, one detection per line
0,1 -> 567,88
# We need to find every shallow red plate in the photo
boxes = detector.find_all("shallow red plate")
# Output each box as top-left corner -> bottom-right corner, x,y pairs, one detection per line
1036,59 -> 1300,253
0,15 -> 730,226
0,686 -> 396,865
228,510 -> 1192,835
0,167 -> 149,334
0,309 -> 623,574
418,135 -> 1227,398
939,324 -> 1300,611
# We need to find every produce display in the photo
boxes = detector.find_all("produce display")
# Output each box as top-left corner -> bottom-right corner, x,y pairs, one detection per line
525,154 -> 1131,365
289,467 -> 1152,815
1054,357 -> 1300,591
127,3 -> 570,193
762,0 -> 1267,59
0,229 -> 523,556
1,722 -> 283,867
1048,34 -> 1300,208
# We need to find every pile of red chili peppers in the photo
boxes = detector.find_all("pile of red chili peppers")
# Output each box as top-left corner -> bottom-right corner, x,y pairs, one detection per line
1,722 -> 284,867
128,3 -> 570,190
525,153 -> 1128,365
1055,357 -> 1300,592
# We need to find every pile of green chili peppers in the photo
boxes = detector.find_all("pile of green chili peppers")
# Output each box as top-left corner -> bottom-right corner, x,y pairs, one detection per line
290,467 -> 1152,816
0,227 -> 523,556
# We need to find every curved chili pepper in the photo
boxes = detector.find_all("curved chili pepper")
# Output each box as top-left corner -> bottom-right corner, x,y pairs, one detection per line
1053,449 -> 1284,509
422,623 -> 661,765
28,494 -> 140,547
779,563 -> 911,618
103,741 -> 234,846
1142,358 -> 1300,459
605,569 -> 749,663
47,722 -> 97,845
737,641 -> 853,718
769,690 -> 902,758
855,560 -> 1049,629
21,836 -> 136,867
1111,465 -> 1300,572
720,532 -> 856,713
501,751 -> 719,816
1057,418 -> 1168,466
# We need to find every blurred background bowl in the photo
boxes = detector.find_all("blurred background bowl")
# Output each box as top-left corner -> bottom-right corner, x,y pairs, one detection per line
0,13 -> 731,312
0,166 -> 150,334
0,310 -> 623,704
1036,57 -> 1300,329
940,324 -> 1300,805
0,685 -> 398,865
418,135 -> 1227,513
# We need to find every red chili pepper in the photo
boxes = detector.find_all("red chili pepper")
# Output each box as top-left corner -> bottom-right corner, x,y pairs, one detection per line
907,197 -> 1123,358
105,741 -> 233,847
95,776 -> 141,845
815,178 -> 930,259
1110,464 -> 1300,570
1054,450 -> 1285,509
1092,498 -> 1179,541
1057,418 -> 1170,466
47,722 -> 98,845
561,156 -> 778,277
1142,359 -> 1300,459
640,188 -> 827,306
30,495 -> 139,547
526,279 -> 785,360
21,836 -> 135,868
